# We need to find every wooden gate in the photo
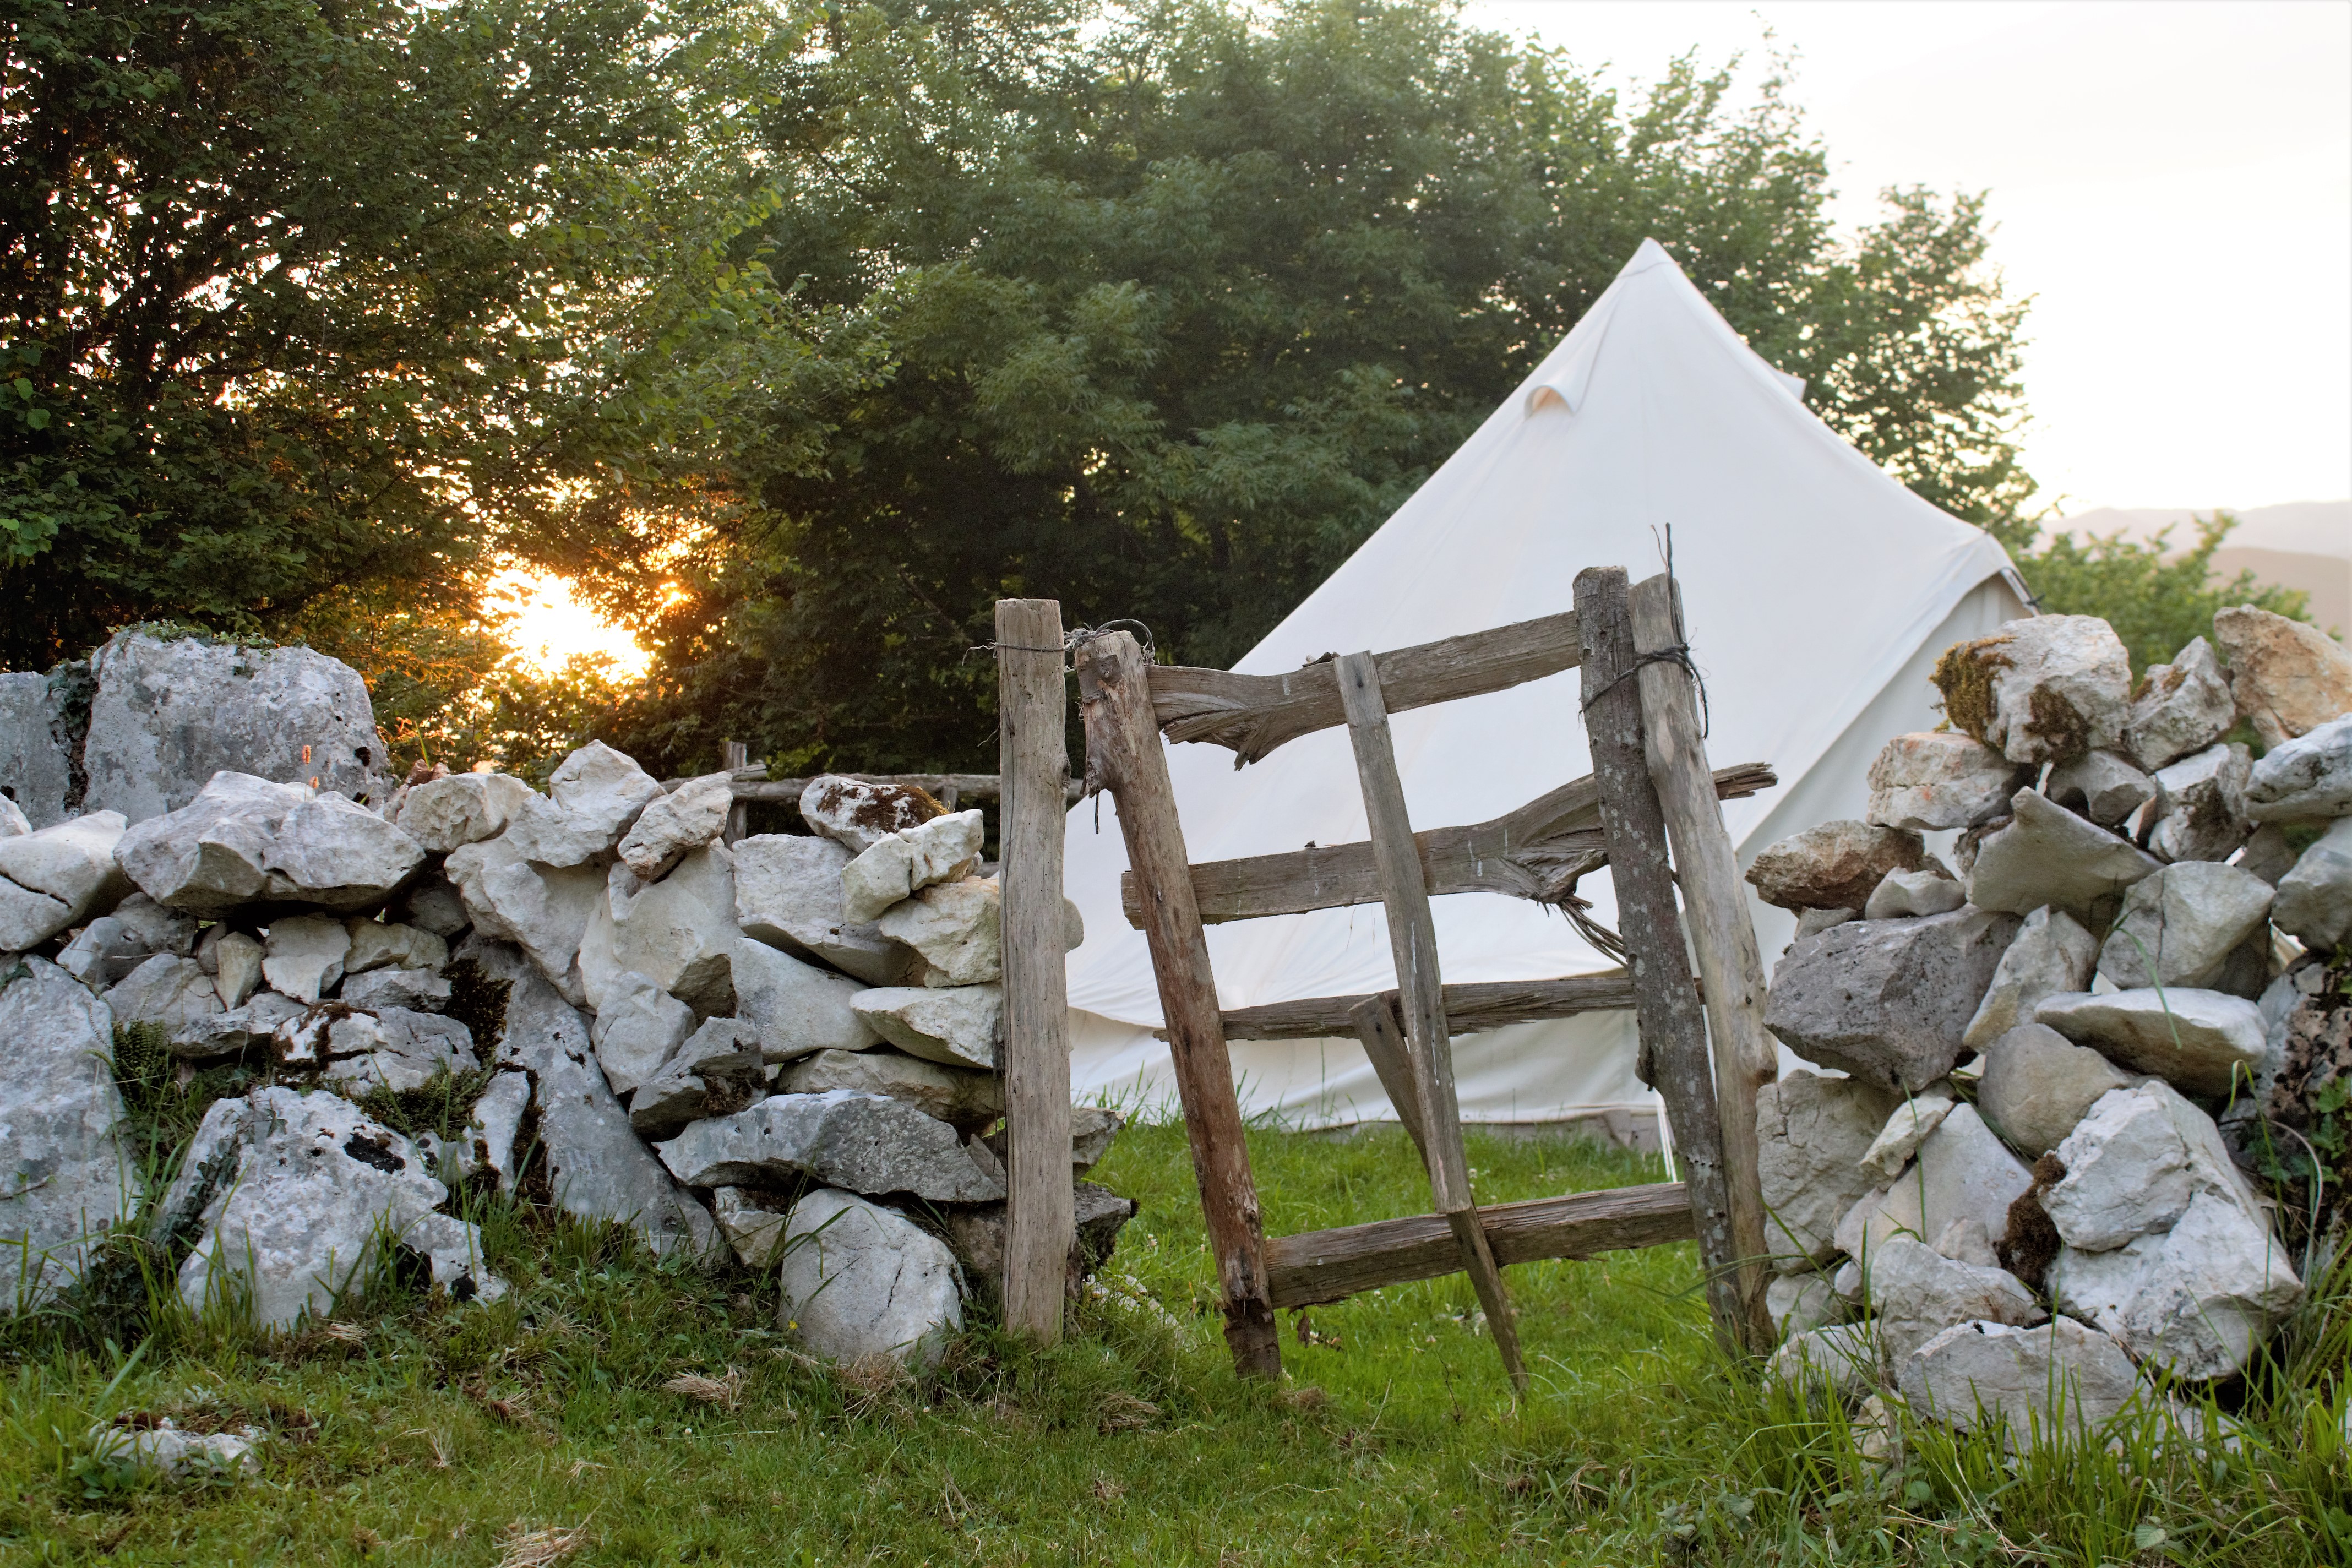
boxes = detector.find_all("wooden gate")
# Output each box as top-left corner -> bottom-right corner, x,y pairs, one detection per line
1070,566 -> 1782,1385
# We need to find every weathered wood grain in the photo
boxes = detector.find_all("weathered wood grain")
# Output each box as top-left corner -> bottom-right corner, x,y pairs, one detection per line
1149,609 -> 1583,764
1576,566 -> 1749,1359
1216,972 -> 1638,1042
996,600 -> 1075,1344
1629,573 -> 1778,1353
1075,630 -> 1282,1379
708,772 -> 1087,805
1337,651 -> 1526,1392
1265,1183 -> 1696,1308
1348,994 -> 1427,1162
1118,762 -> 1776,927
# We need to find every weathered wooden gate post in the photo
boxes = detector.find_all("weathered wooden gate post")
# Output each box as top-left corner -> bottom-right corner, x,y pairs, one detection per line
997,600 -> 1076,1343
1074,629 -> 1282,1378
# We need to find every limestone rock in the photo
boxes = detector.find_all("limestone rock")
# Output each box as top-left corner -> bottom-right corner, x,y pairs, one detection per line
620,772 -> 734,881
1866,1236 -> 2045,1367
499,741 -> 665,867
1962,907 -> 2099,1052
839,810 -> 986,924
55,893 -> 197,988
1836,1106 -> 2033,1265
1766,1273 -> 1844,1340
2211,605 -> 2352,748
276,1005 -> 478,1094
104,954 -> 224,1033
2049,1190 -> 2302,1381
1964,788 -> 2161,917
1897,1318 -> 2142,1442
1934,1216 -> 2001,1271
337,966 -> 450,1012
2096,862 -> 2273,993
443,836 -> 603,1005
2245,714 -> 2352,823
2126,638 -> 2236,770
0,960 -> 138,1308
852,983 -> 1001,1070
940,1181 -> 1138,1300
2035,989 -> 2265,1097
2146,742 -> 2252,863
799,775 -> 946,854
654,1091 -> 1006,1202
1767,1325 -> 1876,1400
392,772 -> 535,853
729,935 -> 879,1062
627,1018 -> 767,1139
161,1087 -> 501,1329
0,811 -> 131,947
86,1421 -> 262,1482
711,1185 -> 794,1268
1860,1091 -> 1956,1182
262,912 -> 351,1003
169,992 -> 304,1059
1745,821 -> 1925,912
588,970 -> 696,1095
733,834 -> 913,987
1763,907 -> 2019,1092
2044,1081 -> 2259,1252
778,1047 -> 1004,1130
117,774 -> 423,917
395,876 -> 471,939
1862,867 -> 1964,921
0,670 -> 73,829
2046,750 -> 2155,827
1794,907 -> 1855,941
2273,816 -> 2352,951
453,1069 -> 531,1193
80,630 -> 390,823
0,796 -> 23,836
777,1189 -> 964,1369
1756,1071 -> 1898,1268
1977,1023 -> 2137,1158
344,919 -> 448,976
1932,616 -> 2132,765
212,930 -> 264,1008
606,848 -> 738,1016
1865,732 -> 2035,832
493,972 -> 718,1257
982,1105 -> 1128,1178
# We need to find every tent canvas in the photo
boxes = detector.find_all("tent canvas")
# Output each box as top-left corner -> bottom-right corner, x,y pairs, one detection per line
1061,239 -> 2027,1129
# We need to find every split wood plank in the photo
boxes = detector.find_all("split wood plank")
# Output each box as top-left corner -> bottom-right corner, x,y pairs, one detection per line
719,742 -> 752,846
1119,762 -> 1776,928
1627,573 -> 1779,1353
1150,610 -> 1583,764
1335,650 -> 1527,1392
996,600 -> 1075,1344
1574,566 -> 1750,1359
1346,994 -> 1428,1161
1074,629 -> 1282,1379
1217,972 -> 1638,1042
1266,1182 -> 1696,1308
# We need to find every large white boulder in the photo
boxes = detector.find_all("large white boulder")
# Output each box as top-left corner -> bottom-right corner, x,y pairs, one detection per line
158,1087 -> 502,1329
778,1048 -> 1005,1131
1762,906 -> 2018,1092
619,772 -> 734,881
728,935 -> 879,1061
1934,616 -> 2133,765
1961,906 -> 2098,1052
2144,742 -> 2252,864
2245,713 -> 2352,823
498,742 -> 665,867
103,953 -> 223,1033
1964,788 -> 2162,917
588,970 -> 696,1095
1756,1071 -> 1899,1268
2211,605 -> 2352,749
851,984 -> 1002,1069
2042,1081 -> 2260,1253
261,912 -> 351,1003
2094,861 -> 2273,993
0,810 -> 132,948
1865,732 -> 2034,831
839,810 -> 986,924
1836,1105 -> 2033,1266
117,773 -> 424,917
2125,636 -> 2237,771
1897,1318 -> 2143,1442
2035,989 -> 2265,1097
777,1189 -> 965,1369
392,772 -> 536,852
443,836 -> 604,1004
2273,816 -> 2352,951
799,776 -> 946,854
654,1090 -> 1006,1202
0,960 -> 139,1308
1976,1023 -> 2137,1158
79,630 -> 390,823
276,1005 -> 478,1095
1865,1236 -> 2045,1367
733,833 -> 913,986
2048,1191 -> 2302,1381
0,671 -> 73,828
606,848 -> 739,1017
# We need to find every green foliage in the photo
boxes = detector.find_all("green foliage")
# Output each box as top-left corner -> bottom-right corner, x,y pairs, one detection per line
2013,511 -> 2312,675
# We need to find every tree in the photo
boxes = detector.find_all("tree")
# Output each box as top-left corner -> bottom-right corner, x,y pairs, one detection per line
595,0 -> 2041,777
0,0 -> 770,671
2014,512 -> 2309,676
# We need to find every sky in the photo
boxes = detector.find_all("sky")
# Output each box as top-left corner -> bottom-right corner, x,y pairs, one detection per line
1468,0 -> 2352,516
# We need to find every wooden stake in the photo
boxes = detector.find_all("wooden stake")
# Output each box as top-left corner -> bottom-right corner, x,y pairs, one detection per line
1335,651 -> 1527,1392
720,741 -> 750,846
1346,993 -> 1428,1162
1627,573 -> 1778,1353
1573,567 -> 1750,1357
1074,630 -> 1281,1378
997,600 -> 1075,1344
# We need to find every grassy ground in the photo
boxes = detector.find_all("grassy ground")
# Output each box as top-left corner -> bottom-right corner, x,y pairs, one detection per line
3,1118 -> 2346,1566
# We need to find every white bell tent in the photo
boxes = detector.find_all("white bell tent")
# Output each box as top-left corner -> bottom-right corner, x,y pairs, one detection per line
1060,239 -> 2028,1130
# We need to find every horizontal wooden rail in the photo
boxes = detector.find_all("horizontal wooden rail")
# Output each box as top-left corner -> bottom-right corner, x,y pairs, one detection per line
1217,972 -> 1638,1042
1121,761 -> 1774,927
663,770 -> 1085,805
1265,1182 -> 1695,1308
1148,611 -> 1583,765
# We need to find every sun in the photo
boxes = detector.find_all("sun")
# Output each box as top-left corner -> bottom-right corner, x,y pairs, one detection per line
489,567 -> 652,679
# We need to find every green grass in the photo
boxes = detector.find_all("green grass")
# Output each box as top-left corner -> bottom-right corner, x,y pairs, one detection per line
3,1122 -> 2345,1566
